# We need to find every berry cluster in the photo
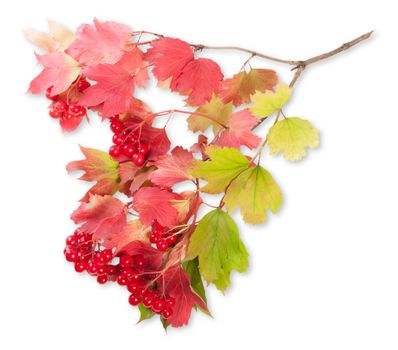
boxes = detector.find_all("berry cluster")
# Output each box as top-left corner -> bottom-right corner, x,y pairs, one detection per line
108,116 -> 150,166
149,221 -> 179,251
64,230 -> 175,319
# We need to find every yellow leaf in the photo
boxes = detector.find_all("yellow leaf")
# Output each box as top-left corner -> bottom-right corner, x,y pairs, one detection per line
250,83 -> 291,118
267,117 -> 319,161
224,165 -> 282,224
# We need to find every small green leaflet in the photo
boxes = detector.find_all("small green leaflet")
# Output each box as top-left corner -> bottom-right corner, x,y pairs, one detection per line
224,165 -> 282,224
187,209 -> 248,292
250,83 -> 291,118
137,304 -> 154,323
267,117 -> 319,161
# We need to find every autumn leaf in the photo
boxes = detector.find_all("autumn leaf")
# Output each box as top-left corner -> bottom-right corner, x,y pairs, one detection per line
186,209 -> 248,291
214,109 -> 261,150
29,52 -> 80,95
267,117 -> 319,161
71,194 -> 127,241
250,83 -> 291,118
224,165 -> 282,224
190,146 -> 250,193
173,58 -> 224,106
160,266 -> 208,327
119,241 -> 163,271
79,50 -> 148,117
187,95 -> 232,133
103,220 -> 150,254
66,146 -> 120,201
59,114 -> 85,133
149,147 -> 195,187
219,68 -> 278,106
171,191 -> 202,222
183,258 -> 207,305
133,187 -> 179,228
66,18 -> 133,66
145,37 -> 194,83
24,19 -> 75,53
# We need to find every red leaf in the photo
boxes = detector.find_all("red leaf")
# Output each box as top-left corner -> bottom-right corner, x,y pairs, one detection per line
160,266 -> 208,327
102,220 -> 151,255
171,191 -> 202,223
29,52 -> 80,95
66,18 -> 132,66
172,58 -> 223,106
71,194 -> 127,241
133,187 -> 179,228
119,241 -> 163,271
219,68 -> 278,106
59,114 -> 85,133
79,50 -> 148,117
146,37 -> 194,83
214,109 -> 261,150
149,147 -> 195,187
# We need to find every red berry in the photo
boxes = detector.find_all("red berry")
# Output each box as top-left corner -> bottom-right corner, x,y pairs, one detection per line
68,103 -> 86,117
48,106 -> 63,118
165,297 -> 176,308
97,265 -> 107,275
103,249 -> 113,263
74,261 -> 86,273
45,86 -> 59,101
149,232 -> 160,244
64,248 -> 79,263
53,100 -> 68,113
112,133 -> 125,145
117,274 -> 128,286
109,145 -> 121,159
156,240 -> 169,251
65,235 -> 78,248
77,79 -> 90,92
126,133 -> 139,144
94,252 -> 106,265
152,298 -> 166,313
132,153 -> 145,166
120,255 -> 133,268
161,307 -> 173,319
138,143 -> 150,155
130,274 -> 143,283
106,265 -> 117,275
166,234 -> 177,245
87,262 -> 99,275
128,294 -> 141,306
142,294 -> 154,308
97,275 -> 108,284
121,267 -> 135,278
110,120 -> 124,133
121,143 -> 137,157
152,221 -> 165,231
127,282 -> 144,294
133,255 -> 146,269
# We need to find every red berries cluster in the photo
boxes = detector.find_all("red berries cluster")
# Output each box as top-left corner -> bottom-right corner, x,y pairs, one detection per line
108,116 -> 150,166
64,231 -> 175,319
150,221 -> 179,251
48,99 -> 87,121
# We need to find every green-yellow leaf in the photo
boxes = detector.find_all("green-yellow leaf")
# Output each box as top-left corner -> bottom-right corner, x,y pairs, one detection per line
187,95 -> 232,133
267,117 -> 319,161
186,209 -> 248,292
189,146 -> 250,194
250,83 -> 291,118
224,165 -> 282,224
137,304 -> 154,323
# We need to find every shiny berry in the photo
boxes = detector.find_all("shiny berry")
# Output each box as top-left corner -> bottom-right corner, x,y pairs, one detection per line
165,297 -> 176,308
74,261 -> 86,273
128,294 -> 141,306
121,267 -> 135,278
132,153 -> 145,166
149,232 -> 160,244
97,275 -> 108,284
152,299 -> 166,313
53,100 -> 68,113
142,294 -> 154,308
77,79 -> 91,92
48,106 -> 63,118
64,248 -> 79,262
68,103 -> 86,117
103,249 -> 113,263
112,133 -> 125,145
65,235 -> 78,248
133,255 -> 145,269
127,282 -> 144,294
94,252 -> 106,265
156,240 -> 169,251
117,274 -> 128,286
120,255 -> 134,268
110,120 -> 124,133
97,266 -> 107,275
45,86 -> 59,101
126,133 -> 139,144
87,263 -> 99,275
161,307 -> 173,319
109,145 -> 121,159
138,143 -> 150,155
121,143 -> 137,157
106,265 -> 117,275
166,234 -> 177,245
130,274 -> 143,283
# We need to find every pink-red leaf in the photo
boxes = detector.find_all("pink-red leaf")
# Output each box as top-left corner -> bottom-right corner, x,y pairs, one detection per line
172,58 -> 223,106
160,266 -> 208,327
66,18 -> 132,66
215,109 -> 261,150
133,187 -> 179,228
146,37 -> 194,82
71,194 -> 127,241
29,52 -> 80,95
149,147 -> 195,187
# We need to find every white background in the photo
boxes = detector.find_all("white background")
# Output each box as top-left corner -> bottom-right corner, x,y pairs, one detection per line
0,0 -> 397,349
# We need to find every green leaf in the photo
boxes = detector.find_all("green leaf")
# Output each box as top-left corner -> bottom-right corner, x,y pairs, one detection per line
225,165 -> 282,224
187,209 -> 248,292
189,146 -> 250,194
267,117 -> 319,161
183,258 -> 207,303
250,83 -> 291,118
160,317 -> 170,331
137,304 -> 154,323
